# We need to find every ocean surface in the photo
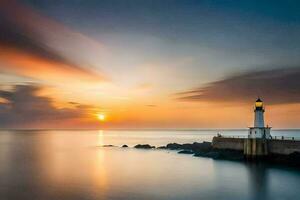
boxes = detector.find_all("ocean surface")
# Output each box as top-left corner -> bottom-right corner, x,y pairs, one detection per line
0,129 -> 300,200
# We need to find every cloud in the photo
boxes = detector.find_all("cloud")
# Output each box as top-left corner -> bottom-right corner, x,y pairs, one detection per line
0,84 -> 94,128
175,67 -> 300,105
0,9 -> 70,67
0,0 -> 107,83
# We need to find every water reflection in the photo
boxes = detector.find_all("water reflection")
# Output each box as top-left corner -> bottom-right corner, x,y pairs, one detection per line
0,130 -> 300,200
247,162 -> 269,200
97,130 -> 105,146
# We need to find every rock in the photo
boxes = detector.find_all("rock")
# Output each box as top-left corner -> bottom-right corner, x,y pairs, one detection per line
134,144 -> 155,149
178,150 -> 194,154
194,151 -> 220,159
157,146 -> 167,149
165,142 -> 212,152
194,149 -> 244,160
166,143 -> 182,150
102,145 -> 115,147
268,151 -> 300,166
122,145 -> 128,148
288,151 -> 300,160
151,141 -> 245,161
186,142 -> 212,153
205,151 -> 221,159
215,149 -> 244,160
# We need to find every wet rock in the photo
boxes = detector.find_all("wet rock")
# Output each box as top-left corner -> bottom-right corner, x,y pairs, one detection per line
103,145 -> 115,147
165,142 -> 212,152
215,149 -> 244,160
194,149 -> 244,160
289,151 -> 300,161
194,151 -> 220,159
268,151 -> 300,166
186,142 -> 212,153
178,150 -> 194,154
166,143 -> 182,150
134,144 -> 155,149
162,142 -> 245,160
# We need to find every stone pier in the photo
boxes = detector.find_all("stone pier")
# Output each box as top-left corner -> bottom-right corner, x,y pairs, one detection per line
212,136 -> 300,157
244,138 -> 268,157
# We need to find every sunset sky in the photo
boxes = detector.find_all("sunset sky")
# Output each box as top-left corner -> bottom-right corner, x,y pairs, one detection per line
1,0 -> 300,129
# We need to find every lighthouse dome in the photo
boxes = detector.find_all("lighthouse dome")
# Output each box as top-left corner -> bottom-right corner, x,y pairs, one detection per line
255,98 -> 263,108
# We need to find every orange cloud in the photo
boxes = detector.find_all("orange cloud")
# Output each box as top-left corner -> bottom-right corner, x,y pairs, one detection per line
0,47 -> 105,83
0,0 -> 107,83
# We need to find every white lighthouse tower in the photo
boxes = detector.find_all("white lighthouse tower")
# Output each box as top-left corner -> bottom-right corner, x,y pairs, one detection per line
248,98 -> 271,139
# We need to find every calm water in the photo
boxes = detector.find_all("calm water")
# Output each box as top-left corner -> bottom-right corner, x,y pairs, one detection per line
0,130 -> 300,200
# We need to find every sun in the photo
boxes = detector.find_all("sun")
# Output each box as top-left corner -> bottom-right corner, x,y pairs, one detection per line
97,114 -> 106,121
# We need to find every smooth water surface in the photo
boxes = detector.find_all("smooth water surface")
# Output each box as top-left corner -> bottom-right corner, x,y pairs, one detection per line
0,130 -> 300,200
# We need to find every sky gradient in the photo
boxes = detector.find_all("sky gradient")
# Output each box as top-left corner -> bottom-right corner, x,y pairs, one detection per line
0,0 -> 300,129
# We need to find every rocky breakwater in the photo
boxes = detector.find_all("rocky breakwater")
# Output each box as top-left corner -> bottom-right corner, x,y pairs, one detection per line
134,144 -> 155,149
132,141 -> 300,167
163,142 -> 244,160
134,141 -> 244,161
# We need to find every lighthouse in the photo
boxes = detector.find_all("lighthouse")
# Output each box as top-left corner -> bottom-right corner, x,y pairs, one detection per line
248,98 -> 271,139
254,98 -> 264,127
243,98 -> 271,157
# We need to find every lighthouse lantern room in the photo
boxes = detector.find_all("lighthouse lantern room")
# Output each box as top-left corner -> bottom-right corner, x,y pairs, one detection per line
248,98 -> 271,139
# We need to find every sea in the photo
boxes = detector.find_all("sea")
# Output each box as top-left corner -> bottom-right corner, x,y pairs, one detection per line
0,129 -> 300,200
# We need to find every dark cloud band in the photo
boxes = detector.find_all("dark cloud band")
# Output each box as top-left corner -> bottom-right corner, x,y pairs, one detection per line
176,67 -> 300,105
0,84 -> 90,128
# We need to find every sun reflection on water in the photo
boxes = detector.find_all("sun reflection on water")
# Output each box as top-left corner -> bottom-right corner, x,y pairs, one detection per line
97,130 -> 104,146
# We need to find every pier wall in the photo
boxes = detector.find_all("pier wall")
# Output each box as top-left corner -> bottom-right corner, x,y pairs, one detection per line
212,137 -> 300,155
268,140 -> 300,155
212,137 -> 244,151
